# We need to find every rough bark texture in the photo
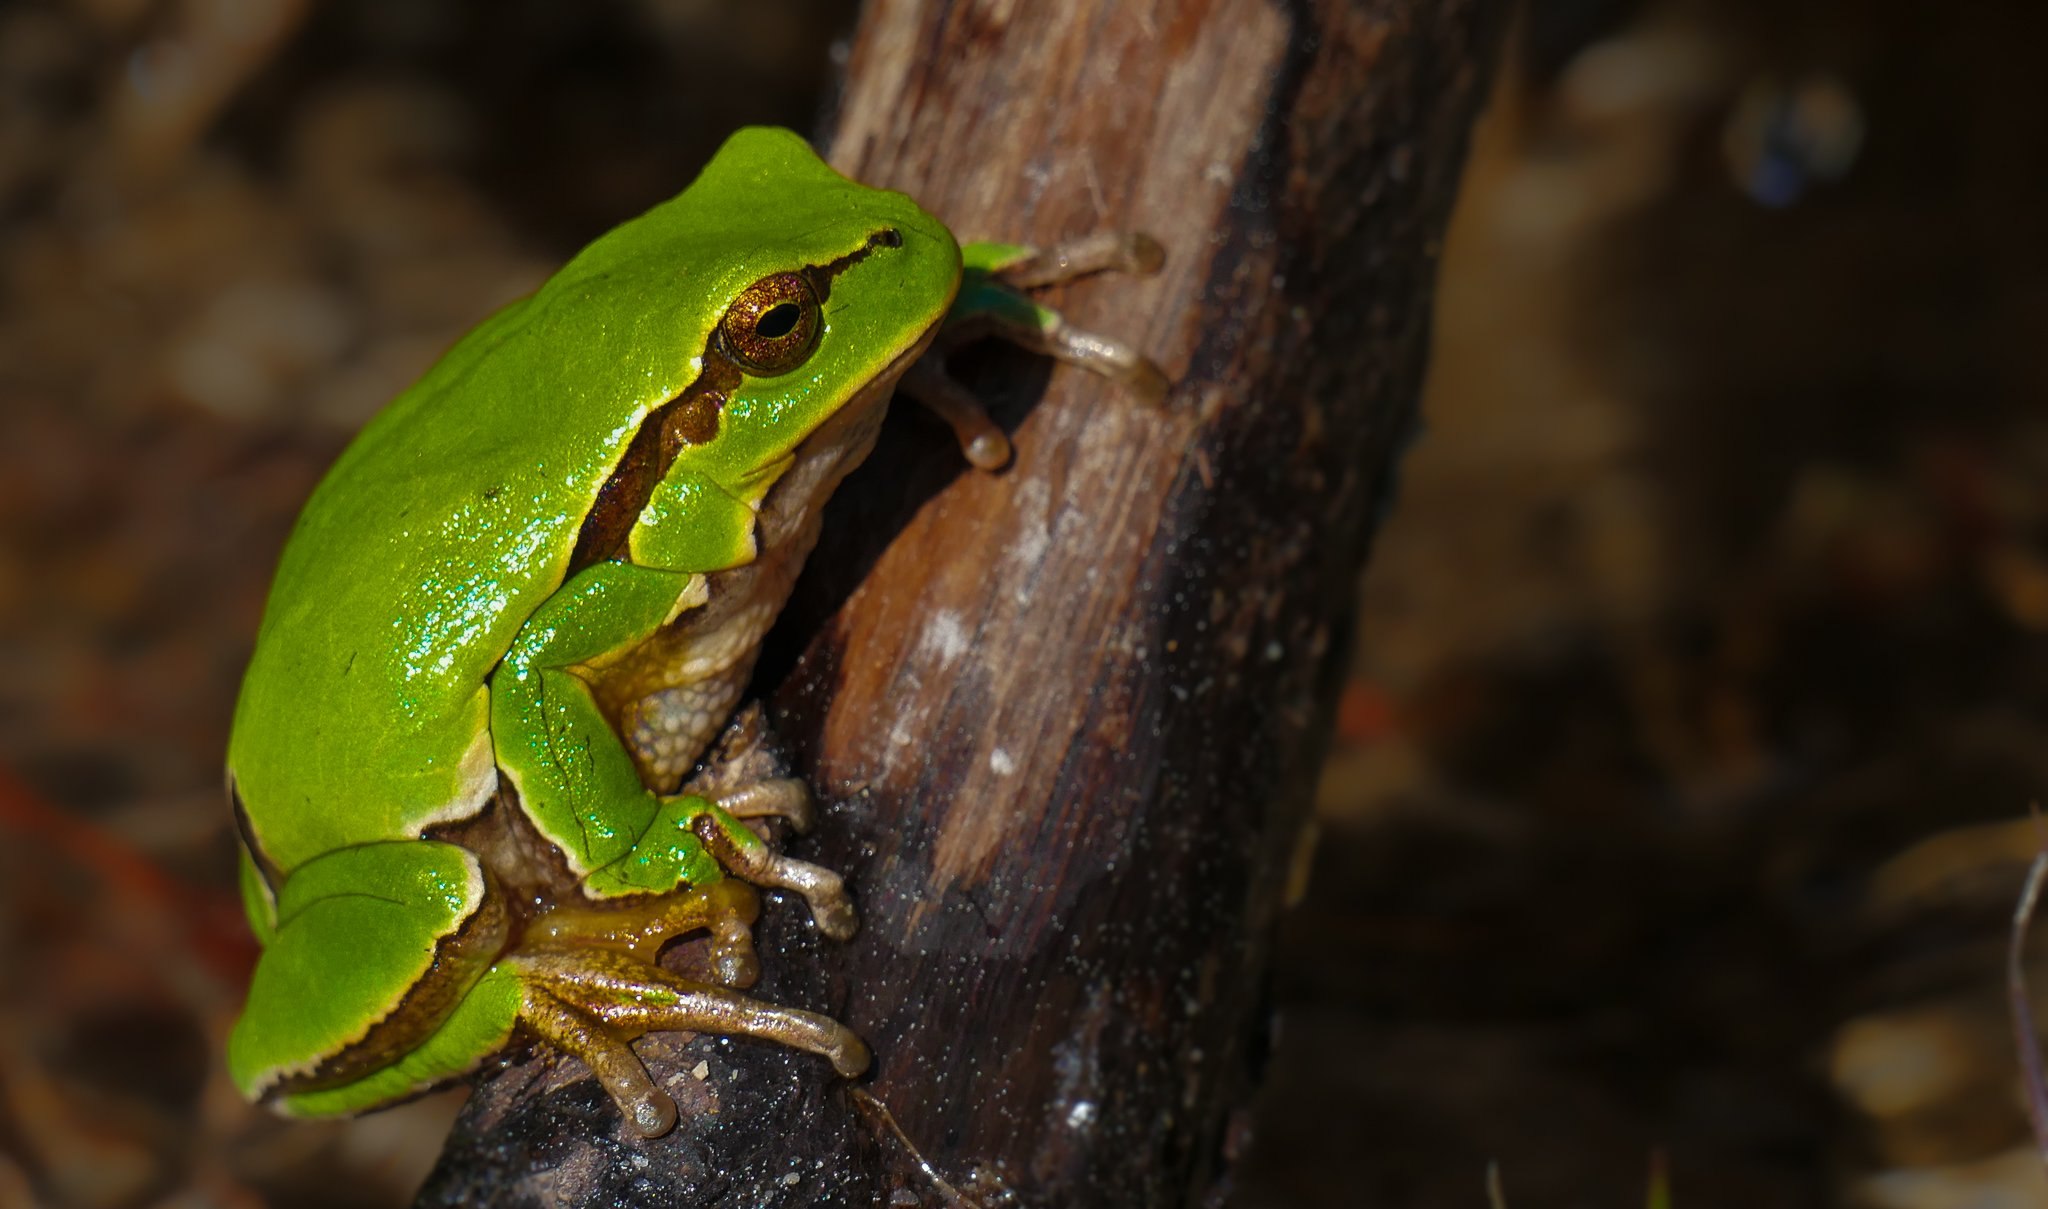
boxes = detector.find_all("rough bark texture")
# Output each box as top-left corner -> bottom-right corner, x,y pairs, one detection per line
415,1 -> 1507,1205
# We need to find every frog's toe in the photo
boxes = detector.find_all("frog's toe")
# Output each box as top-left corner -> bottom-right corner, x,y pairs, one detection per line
526,878 -> 762,986
709,918 -> 761,988
807,893 -> 859,945
712,777 -> 817,833
691,812 -> 859,941
518,978 -> 680,1137
827,1029 -> 872,1079
631,1094 -> 679,1137
990,230 -> 1165,287
1039,319 -> 1170,408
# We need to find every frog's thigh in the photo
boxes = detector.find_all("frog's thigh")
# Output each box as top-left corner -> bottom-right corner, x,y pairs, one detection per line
507,946 -> 870,1138
229,840 -> 511,1108
278,966 -> 522,1119
491,560 -> 699,876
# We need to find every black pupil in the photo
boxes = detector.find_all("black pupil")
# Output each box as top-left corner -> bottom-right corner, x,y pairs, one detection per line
755,302 -> 801,340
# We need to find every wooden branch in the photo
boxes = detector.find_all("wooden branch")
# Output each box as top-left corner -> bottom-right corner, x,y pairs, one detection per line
416,1 -> 1508,1205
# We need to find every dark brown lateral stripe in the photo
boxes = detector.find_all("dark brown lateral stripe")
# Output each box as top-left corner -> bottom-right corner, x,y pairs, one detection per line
263,866 -> 511,1098
566,227 -> 901,573
230,777 -> 283,898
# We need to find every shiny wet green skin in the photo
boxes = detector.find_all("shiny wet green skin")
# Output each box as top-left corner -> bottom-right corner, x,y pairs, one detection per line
226,128 -> 960,1112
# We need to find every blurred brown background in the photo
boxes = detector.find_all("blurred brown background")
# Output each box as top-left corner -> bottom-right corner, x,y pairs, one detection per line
3,0 -> 2046,1206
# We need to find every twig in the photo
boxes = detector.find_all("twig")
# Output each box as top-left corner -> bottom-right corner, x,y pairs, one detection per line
2008,805 -> 2048,1170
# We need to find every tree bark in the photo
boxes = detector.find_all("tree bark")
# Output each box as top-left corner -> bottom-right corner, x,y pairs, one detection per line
415,1 -> 1508,1205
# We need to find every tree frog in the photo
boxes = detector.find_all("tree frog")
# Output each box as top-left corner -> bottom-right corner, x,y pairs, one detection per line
226,126 -> 1163,1137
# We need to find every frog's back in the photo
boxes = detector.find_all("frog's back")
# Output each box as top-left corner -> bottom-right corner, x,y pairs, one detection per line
230,165 -> 733,873
227,286 -> 684,872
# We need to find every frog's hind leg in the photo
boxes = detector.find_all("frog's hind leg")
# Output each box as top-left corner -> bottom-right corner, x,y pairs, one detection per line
525,878 -> 764,988
508,947 -> 870,1137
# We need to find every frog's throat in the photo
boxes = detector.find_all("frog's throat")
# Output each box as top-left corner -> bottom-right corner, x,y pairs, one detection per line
556,330 -> 933,808
751,322 -> 938,558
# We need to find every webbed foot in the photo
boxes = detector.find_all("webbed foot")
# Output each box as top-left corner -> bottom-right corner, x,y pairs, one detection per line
509,948 -> 869,1138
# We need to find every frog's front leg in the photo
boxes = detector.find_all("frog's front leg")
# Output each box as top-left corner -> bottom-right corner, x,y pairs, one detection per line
901,232 -> 1168,467
488,558 -> 852,926
672,704 -> 818,832
484,560 -> 868,1135
709,778 -> 815,830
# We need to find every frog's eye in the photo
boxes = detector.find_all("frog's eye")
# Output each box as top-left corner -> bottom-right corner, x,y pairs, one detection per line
717,271 -> 822,376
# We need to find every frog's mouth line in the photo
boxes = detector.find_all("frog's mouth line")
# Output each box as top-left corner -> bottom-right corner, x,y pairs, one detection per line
567,227 -> 909,572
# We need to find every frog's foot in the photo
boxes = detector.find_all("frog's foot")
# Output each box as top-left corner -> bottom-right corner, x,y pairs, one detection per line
509,947 -> 870,1137
903,231 -> 1169,469
711,777 -> 815,833
525,878 -> 763,987
691,811 -> 857,942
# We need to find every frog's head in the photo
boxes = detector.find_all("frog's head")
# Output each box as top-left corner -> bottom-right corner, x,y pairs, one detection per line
556,126 -> 963,525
